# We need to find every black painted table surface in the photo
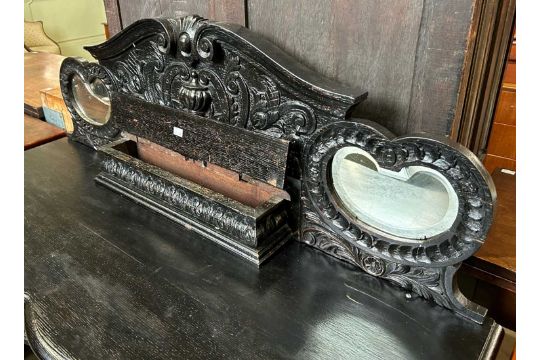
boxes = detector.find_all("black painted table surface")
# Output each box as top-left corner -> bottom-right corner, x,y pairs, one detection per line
24,138 -> 502,360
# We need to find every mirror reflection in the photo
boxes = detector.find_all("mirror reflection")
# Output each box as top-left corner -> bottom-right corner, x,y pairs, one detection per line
331,147 -> 459,240
71,74 -> 111,125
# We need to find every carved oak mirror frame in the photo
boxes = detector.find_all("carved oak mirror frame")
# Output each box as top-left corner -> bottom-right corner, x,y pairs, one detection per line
301,120 -> 496,323
59,15 -> 496,324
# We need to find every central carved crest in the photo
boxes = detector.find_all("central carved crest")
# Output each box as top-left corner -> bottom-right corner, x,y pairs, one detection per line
63,15 -> 365,145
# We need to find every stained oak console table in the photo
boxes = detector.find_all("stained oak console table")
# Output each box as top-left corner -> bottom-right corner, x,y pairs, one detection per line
24,139 -> 503,360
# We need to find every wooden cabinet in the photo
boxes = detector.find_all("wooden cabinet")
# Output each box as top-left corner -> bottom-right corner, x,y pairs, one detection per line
483,27 -> 516,174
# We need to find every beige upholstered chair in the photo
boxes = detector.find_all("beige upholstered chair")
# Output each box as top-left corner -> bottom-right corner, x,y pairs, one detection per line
24,20 -> 61,54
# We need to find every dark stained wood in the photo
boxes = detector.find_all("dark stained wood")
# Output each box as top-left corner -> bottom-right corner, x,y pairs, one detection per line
406,0 -> 478,135
481,22 -> 515,173
117,0 -> 245,28
117,0 -> 161,29
247,0 -> 476,136
24,52 -> 66,119
25,138 -> 504,359
112,93 -> 290,188
457,270 -> 516,330
159,0 -> 245,26
103,0 -> 122,37
24,114 -> 66,150
105,0 -> 500,137
452,0 -> 515,153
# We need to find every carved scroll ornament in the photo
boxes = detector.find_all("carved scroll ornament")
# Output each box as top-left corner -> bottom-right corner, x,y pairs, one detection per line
60,16 -> 365,149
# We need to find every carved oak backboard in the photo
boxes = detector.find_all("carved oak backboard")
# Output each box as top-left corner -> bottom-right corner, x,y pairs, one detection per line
59,15 -> 496,324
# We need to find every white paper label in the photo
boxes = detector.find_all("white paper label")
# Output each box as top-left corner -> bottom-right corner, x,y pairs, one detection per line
173,127 -> 183,137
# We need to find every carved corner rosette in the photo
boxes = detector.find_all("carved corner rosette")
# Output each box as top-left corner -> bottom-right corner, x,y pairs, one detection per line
300,120 -> 496,323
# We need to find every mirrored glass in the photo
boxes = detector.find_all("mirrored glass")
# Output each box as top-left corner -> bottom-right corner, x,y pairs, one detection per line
331,147 -> 459,240
71,74 -> 111,125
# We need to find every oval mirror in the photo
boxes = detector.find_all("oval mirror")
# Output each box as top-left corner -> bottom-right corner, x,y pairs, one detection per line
331,147 -> 459,240
71,74 -> 111,126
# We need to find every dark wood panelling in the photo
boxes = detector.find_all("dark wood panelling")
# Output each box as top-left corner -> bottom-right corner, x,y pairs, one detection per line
118,0 -> 245,28
482,22 -> 516,173
406,0 -> 477,135
247,0 -> 476,136
103,0 -> 122,37
452,0 -> 515,153
117,0 -> 162,28
159,0 -> 245,26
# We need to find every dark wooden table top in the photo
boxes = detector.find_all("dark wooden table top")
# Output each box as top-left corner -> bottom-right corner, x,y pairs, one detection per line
24,114 -> 65,150
464,169 -> 516,292
25,139 -> 503,360
24,52 -> 65,118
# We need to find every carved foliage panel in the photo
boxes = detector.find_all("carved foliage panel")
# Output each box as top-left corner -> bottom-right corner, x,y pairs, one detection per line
66,16 -> 361,148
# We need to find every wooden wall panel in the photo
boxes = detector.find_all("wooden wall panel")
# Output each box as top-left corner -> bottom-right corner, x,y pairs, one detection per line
108,0 -> 477,136
117,0 -> 162,28
103,0 -> 122,37
406,0 -> 476,135
118,0 -> 245,28
159,0 -> 245,26
247,0 -> 476,136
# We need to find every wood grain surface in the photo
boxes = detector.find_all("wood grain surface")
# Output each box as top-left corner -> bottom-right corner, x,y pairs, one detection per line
492,86 -> 516,127
112,93 -> 290,188
24,114 -> 66,150
24,52 -> 66,118
160,0 -> 245,26
247,0 -> 476,136
103,0 -> 123,37
117,0 -> 161,29
24,138 -> 503,360
108,0 -> 477,136
469,169 -> 516,282
118,0 -> 245,27
460,169 -> 516,329
485,123 -> 516,160
483,155 -> 516,174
